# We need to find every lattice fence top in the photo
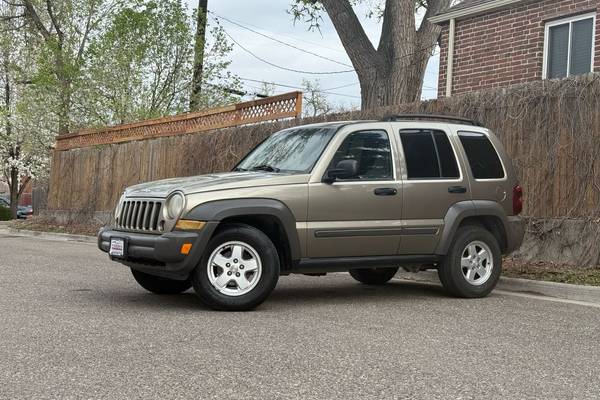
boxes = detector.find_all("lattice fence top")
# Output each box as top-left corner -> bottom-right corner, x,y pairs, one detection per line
55,91 -> 303,151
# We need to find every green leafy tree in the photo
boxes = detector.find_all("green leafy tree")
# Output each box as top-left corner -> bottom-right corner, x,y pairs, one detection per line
290,0 -> 452,110
80,1 -> 240,125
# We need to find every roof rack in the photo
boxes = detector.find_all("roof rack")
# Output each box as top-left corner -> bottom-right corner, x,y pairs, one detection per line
381,114 -> 481,126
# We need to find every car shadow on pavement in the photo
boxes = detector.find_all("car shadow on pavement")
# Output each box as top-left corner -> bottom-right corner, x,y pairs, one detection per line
267,279 -> 447,308
86,278 -> 446,312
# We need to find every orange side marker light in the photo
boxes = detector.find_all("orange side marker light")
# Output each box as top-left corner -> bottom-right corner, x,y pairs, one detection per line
181,243 -> 193,255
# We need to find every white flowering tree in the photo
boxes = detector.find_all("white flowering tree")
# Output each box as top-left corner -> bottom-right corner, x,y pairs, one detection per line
0,6 -> 53,219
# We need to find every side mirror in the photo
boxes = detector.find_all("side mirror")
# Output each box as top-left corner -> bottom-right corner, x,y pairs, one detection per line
323,159 -> 359,184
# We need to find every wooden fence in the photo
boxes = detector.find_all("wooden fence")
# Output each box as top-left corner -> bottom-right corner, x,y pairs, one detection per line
47,76 -> 600,222
54,91 -> 303,151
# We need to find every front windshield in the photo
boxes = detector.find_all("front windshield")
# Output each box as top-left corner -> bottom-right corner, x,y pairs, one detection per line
235,127 -> 337,173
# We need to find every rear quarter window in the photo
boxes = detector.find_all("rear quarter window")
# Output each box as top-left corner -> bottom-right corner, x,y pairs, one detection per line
458,131 -> 505,179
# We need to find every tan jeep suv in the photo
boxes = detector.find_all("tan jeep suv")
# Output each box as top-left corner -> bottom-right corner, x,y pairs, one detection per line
98,115 -> 525,310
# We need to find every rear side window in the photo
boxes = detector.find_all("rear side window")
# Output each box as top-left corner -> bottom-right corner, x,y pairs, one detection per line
458,131 -> 505,179
399,129 -> 460,180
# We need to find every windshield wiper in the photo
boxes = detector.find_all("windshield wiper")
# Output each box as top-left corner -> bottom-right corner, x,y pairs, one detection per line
232,167 -> 247,172
250,164 -> 280,173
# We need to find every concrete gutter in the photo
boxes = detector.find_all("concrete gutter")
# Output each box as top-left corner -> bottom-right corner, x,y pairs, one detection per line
0,227 -> 96,244
396,270 -> 600,305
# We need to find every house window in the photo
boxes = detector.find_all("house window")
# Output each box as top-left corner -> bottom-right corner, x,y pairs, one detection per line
544,13 -> 596,79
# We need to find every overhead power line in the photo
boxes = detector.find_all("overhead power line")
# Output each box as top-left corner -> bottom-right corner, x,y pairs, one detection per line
209,11 -> 354,69
235,76 -> 361,99
207,11 -> 348,55
214,23 -> 356,75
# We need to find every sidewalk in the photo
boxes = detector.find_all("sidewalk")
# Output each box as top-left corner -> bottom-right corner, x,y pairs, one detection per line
0,225 -> 96,244
396,270 -> 600,305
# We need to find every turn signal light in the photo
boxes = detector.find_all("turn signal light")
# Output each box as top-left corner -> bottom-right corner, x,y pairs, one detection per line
513,185 -> 523,215
180,243 -> 193,255
175,220 -> 206,231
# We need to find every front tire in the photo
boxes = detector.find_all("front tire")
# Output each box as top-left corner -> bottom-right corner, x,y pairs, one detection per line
192,224 -> 280,311
131,269 -> 192,294
349,267 -> 399,285
438,225 -> 502,298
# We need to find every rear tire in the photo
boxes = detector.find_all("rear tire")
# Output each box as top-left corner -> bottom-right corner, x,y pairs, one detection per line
192,223 -> 280,311
131,269 -> 192,295
438,225 -> 501,298
349,267 -> 399,285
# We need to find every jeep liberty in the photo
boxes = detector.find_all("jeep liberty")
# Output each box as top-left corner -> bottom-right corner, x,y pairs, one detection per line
98,115 -> 525,310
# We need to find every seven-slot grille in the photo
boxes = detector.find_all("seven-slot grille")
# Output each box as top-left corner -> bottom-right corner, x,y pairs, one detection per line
116,199 -> 163,232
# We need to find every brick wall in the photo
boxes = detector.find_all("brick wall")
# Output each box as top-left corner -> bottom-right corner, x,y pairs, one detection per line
438,0 -> 600,96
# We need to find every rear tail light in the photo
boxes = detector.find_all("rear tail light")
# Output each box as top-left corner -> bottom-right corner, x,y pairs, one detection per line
513,185 -> 523,215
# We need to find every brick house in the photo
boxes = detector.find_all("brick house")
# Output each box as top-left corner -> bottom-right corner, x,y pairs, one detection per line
432,0 -> 600,97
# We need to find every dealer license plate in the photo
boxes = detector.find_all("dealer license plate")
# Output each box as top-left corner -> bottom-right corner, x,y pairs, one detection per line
109,238 -> 126,258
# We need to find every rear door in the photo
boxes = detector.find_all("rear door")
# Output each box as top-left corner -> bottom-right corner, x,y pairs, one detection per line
395,123 -> 471,254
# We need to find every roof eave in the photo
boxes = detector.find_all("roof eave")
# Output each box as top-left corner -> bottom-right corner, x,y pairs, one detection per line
429,0 -> 525,24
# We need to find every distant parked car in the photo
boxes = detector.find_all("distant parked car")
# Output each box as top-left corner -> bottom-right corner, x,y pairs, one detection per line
0,196 -> 33,219
17,205 -> 33,219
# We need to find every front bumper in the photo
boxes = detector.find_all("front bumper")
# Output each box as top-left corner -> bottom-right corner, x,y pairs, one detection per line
505,216 -> 526,254
98,222 -> 218,280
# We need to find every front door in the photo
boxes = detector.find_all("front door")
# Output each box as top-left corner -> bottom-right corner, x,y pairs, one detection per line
306,128 -> 402,258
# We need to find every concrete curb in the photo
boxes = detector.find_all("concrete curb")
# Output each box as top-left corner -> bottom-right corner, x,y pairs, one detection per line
395,270 -> 600,305
0,227 -> 97,244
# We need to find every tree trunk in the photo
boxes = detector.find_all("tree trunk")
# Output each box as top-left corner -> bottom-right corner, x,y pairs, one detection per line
9,167 -> 18,219
189,0 -> 208,111
319,0 -> 449,110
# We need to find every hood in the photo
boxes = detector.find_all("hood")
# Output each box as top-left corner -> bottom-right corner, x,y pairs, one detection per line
124,171 -> 309,198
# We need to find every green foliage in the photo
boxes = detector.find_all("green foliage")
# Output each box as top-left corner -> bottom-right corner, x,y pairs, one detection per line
77,0 -> 241,126
0,206 -> 11,221
290,0 -> 386,30
1,0 -> 241,131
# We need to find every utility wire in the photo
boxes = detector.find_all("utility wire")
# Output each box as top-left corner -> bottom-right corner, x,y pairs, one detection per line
210,11 -> 354,68
213,19 -> 356,75
235,76 -> 361,99
207,11 -> 348,55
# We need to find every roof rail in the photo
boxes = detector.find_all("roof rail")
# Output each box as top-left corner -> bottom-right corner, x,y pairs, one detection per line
381,114 -> 481,126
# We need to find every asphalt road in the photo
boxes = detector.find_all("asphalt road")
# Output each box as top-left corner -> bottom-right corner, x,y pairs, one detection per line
1,234 -> 599,400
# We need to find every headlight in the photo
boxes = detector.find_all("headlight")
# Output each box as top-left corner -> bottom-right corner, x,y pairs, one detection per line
165,192 -> 185,220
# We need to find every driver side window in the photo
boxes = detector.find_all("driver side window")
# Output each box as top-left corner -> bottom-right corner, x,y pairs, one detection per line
328,130 -> 393,181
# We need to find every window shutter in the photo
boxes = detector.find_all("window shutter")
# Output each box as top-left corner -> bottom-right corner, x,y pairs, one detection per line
570,18 -> 594,75
548,24 -> 570,78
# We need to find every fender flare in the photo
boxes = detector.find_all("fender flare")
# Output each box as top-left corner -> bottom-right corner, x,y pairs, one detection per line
435,200 -> 509,255
183,198 -> 301,261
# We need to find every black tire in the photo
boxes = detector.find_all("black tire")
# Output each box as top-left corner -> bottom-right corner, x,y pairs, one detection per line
131,269 -> 192,295
191,223 -> 280,311
349,267 -> 399,285
438,225 -> 502,298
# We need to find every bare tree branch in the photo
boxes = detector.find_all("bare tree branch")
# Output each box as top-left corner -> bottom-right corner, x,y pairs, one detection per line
22,0 -> 50,39
45,0 -> 63,40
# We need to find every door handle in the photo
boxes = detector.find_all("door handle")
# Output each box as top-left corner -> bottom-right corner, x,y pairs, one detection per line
374,188 -> 398,196
448,186 -> 467,194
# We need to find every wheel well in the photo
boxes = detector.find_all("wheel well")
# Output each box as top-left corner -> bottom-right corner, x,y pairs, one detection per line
458,216 -> 508,253
216,215 -> 293,271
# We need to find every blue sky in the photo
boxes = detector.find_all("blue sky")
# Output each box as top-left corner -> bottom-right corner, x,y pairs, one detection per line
184,0 -> 440,108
